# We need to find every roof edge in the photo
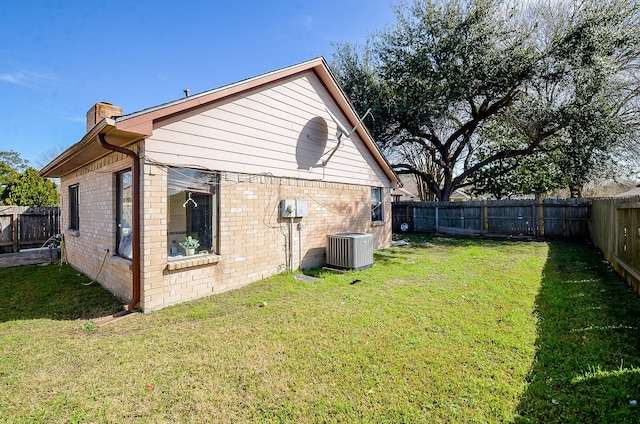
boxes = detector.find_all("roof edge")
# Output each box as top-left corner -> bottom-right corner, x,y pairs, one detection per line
116,57 -> 327,124
39,118 -> 115,177
42,57 -> 399,185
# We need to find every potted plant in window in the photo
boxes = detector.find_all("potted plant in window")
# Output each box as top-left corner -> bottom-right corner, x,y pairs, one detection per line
179,236 -> 200,256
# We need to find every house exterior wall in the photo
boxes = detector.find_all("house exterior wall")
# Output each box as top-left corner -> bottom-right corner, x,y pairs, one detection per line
60,152 -> 391,312
140,167 -> 391,311
59,148 -> 140,302
56,68 -> 395,312
132,69 -> 395,311
143,70 -> 391,188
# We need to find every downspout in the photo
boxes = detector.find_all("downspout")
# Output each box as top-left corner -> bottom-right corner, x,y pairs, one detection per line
98,133 -> 141,311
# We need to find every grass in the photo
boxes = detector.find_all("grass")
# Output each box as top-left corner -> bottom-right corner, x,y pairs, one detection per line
516,241 -> 640,423
1,235 -> 639,423
0,264 -> 123,321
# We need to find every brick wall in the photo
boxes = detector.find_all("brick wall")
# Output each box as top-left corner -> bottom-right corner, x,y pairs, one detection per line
60,151 -> 392,312
59,147 -> 140,303
141,169 -> 391,311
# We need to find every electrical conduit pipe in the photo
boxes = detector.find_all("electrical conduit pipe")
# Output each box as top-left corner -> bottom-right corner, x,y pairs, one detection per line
98,133 -> 141,311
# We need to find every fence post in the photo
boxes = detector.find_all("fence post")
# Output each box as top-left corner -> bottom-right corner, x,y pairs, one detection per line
539,199 -> 544,238
405,205 -> 410,230
563,203 -> 568,237
484,200 -> 489,235
12,212 -> 19,253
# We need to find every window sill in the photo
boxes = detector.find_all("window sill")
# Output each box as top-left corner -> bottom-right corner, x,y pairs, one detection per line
166,254 -> 221,271
371,221 -> 385,227
108,255 -> 133,271
66,230 -> 80,237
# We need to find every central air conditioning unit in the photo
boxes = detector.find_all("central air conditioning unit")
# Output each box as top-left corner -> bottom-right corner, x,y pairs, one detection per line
326,232 -> 374,270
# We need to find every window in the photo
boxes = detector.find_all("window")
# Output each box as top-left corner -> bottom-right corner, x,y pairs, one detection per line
371,187 -> 384,222
167,168 -> 219,257
68,184 -> 79,230
116,170 -> 133,259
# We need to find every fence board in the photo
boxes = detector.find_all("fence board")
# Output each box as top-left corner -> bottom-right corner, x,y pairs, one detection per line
0,214 -> 14,247
591,195 -> 640,294
0,207 -> 60,253
392,199 -> 590,239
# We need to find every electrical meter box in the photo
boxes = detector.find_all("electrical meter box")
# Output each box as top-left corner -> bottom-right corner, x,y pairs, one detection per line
280,199 -> 307,218
295,199 -> 308,217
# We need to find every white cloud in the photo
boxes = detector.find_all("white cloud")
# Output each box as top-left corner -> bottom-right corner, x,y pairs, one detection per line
0,69 -> 57,88
0,72 -> 26,84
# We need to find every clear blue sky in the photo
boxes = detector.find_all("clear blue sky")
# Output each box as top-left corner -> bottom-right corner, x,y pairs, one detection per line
0,0 -> 396,168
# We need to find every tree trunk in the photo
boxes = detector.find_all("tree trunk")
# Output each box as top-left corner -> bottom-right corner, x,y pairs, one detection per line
439,181 -> 453,201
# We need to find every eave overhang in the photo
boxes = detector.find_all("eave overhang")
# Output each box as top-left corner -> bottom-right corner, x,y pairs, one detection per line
39,118 -> 147,178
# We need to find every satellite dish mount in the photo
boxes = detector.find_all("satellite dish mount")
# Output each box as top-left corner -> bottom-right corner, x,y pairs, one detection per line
325,108 -> 374,143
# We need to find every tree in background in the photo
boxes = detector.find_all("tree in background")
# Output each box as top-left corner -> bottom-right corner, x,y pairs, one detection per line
332,0 -> 640,200
0,151 -> 60,206
1,168 -> 60,207
33,145 -> 66,170
0,150 -> 29,189
471,153 -> 563,199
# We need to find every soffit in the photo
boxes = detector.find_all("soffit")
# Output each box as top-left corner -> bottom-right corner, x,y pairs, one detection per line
40,120 -> 145,178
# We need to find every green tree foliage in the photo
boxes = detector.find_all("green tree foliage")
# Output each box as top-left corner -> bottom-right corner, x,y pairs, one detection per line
1,167 -> 60,207
332,0 -> 640,200
0,150 -> 59,206
0,150 -> 29,188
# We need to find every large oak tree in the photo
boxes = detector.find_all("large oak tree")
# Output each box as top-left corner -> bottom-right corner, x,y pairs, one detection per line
332,0 -> 640,200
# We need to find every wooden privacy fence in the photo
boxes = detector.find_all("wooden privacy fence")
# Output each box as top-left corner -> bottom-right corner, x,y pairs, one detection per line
590,195 -> 640,293
0,206 -> 60,253
392,199 -> 591,239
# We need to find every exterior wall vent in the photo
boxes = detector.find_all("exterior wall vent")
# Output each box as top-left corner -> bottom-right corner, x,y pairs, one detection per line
326,232 -> 374,270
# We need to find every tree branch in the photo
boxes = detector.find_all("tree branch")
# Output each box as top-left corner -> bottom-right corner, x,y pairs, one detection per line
392,163 -> 442,198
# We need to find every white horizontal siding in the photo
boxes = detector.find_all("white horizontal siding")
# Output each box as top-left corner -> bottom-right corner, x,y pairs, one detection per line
145,71 -> 391,187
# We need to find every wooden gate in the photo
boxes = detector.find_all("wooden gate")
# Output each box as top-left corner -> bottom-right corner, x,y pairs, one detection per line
0,207 -> 60,253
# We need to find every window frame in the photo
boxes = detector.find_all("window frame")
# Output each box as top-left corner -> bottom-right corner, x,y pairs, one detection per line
68,184 -> 79,230
167,168 -> 220,259
116,169 -> 133,260
371,187 -> 384,223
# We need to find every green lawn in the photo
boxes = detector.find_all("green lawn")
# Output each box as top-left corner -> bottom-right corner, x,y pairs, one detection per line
1,235 -> 639,423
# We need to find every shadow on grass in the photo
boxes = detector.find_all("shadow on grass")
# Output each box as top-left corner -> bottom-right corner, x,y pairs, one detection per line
516,241 -> 640,423
0,264 -> 123,322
